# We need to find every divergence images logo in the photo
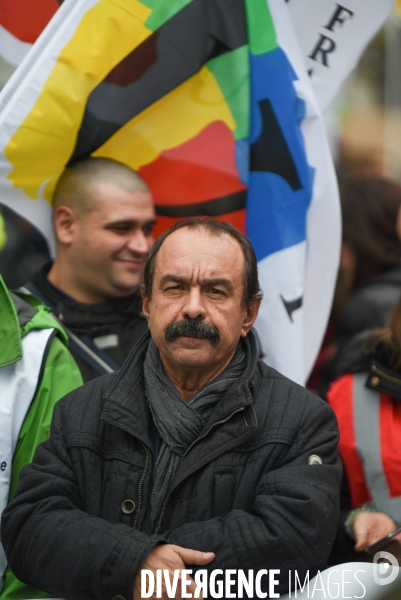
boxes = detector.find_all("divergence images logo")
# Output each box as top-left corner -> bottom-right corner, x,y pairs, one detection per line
373,551 -> 399,586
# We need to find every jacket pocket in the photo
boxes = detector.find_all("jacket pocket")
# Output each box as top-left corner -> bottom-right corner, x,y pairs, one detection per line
213,471 -> 234,517
101,461 -> 142,525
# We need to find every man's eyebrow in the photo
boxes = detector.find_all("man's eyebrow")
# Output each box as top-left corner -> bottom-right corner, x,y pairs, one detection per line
159,275 -> 234,292
203,278 -> 234,292
159,275 -> 187,287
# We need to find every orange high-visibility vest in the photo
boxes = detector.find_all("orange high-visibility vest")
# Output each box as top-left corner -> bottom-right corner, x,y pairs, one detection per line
328,373 -> 401,523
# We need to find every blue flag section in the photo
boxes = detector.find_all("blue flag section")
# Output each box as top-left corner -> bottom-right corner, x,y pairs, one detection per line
246,48 -> 315,261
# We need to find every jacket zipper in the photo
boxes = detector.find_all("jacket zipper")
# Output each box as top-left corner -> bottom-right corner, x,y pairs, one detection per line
179,406 -> 246,466
371,364 -> 401,386
133,442 -> 149,529
158,405 -> 253,532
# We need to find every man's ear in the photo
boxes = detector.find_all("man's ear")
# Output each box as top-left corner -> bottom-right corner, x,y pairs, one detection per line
53,206 -> 78,245
240,299 -> 261,337
141,290 -> 150,321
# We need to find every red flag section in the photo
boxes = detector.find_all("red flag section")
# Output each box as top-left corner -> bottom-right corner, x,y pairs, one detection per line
138,121 -> 247,237
0,0 -> 59,43
139,121 -> 246,205
153,209 -> 246,240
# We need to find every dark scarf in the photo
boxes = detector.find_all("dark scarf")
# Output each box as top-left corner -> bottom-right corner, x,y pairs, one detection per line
143,338 -> 246,531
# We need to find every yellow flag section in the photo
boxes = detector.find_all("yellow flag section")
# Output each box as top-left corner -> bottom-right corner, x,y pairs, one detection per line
92,66 -> 235,173
4,0 -> 236,215
5,0 -> 153,204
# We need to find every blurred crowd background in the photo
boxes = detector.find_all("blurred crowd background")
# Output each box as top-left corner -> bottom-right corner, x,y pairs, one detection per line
329,2 -> 401,180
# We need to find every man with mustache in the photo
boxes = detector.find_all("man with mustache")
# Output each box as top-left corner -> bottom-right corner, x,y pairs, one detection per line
23,157 -> 156,382
2,219 -> 342,599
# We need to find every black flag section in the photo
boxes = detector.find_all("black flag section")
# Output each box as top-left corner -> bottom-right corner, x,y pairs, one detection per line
155,190 -> 246,217
250,99 -> 302,191
281,294 -> 303,322
70,0 -> 247,164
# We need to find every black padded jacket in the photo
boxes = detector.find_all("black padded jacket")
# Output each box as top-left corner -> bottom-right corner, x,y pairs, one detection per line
2,331 -> 342,599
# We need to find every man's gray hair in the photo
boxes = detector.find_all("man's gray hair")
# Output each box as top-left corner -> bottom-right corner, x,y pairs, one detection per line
141,218 -> 263,307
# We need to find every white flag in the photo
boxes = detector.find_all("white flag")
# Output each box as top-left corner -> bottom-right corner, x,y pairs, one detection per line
250,0 -> 340,383
287,0 -> 395,110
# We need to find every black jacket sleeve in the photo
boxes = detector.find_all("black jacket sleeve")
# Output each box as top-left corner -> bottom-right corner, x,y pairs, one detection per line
1,401 -> 165,600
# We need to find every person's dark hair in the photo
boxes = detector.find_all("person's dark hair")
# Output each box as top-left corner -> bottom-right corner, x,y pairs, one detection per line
366,295 -> 401,371
141,218 -> 263,306
340,176 -> 401,292
53,157 -> 149,215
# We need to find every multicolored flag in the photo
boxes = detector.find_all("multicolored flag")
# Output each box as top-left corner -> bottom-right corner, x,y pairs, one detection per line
0,0 -> 340,384
0,1 -> 394,112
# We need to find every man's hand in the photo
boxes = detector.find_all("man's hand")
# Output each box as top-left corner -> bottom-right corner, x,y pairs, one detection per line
133,544 -> 215,600
353,511 -> 398,552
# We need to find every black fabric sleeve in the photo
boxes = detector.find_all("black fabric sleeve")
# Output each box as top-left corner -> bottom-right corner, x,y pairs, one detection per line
1,402 -> 166,600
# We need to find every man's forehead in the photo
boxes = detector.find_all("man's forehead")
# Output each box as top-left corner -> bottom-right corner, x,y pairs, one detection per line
91,181 -> 151,202
87,183 -> 154,217
155,228 -> 244,275
161,227 -> 242,255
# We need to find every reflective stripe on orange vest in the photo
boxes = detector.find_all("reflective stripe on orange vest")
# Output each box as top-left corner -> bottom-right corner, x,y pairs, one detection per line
328,373 -> 401,522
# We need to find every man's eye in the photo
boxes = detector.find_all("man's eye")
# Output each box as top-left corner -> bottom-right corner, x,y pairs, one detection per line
209,288 -> 224,295
143,225 -> 154,236
112,226 -> 129,234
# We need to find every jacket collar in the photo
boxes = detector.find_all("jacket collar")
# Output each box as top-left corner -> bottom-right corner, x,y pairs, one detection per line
32,261 -> 143,328
101,329 -> 259,448
0,275 -> 22,367
365,360 -> 401,400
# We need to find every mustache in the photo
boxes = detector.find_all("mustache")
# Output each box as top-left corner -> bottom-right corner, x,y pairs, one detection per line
165,319 -> 220,346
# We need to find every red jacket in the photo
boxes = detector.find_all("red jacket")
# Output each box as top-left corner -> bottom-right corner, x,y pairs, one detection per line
328,369 -> 401,521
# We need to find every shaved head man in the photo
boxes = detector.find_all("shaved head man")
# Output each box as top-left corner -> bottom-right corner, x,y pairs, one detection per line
49,158 -> 155,302
24,157 -> 156,381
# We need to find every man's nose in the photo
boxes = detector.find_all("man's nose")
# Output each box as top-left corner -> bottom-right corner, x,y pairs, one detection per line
126,230 -> 152,255
183,288 -> 206,321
